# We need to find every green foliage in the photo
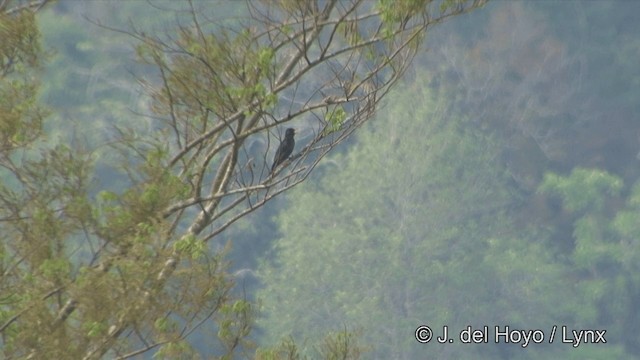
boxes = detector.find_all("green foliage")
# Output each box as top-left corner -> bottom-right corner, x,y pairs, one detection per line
539,168 -> 625,269
257,47 -> 275,75
154,340 -> 197,360
138,24 -> 278,123
217,299 -> 255,357
256,336 -> 301,360
154,317 -> 177,333
317,329 -> 365,360
0,10 -> 42,68
539,168 -> 623,213
612,183 -> 640,267
256,330 -> 366,360
38,257 -> 71,279
572,216 -> 619,269
83,320 -> 107,338
0,10 -> 47,149
440,0 -> 468,13
174,234 -> 205,259
538,167 -> 640,353
559,344 -> 628,360
323,106 -> 346,135
378,0 -> 428,25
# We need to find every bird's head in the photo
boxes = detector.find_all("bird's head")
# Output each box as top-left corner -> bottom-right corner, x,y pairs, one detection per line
285,128 -> 295,137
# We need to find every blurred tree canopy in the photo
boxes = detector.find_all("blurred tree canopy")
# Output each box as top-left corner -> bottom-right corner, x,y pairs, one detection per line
258,2 -> 640,358
258,76 -> 566,359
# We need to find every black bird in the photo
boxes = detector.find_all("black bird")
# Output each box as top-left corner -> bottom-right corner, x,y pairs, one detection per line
271,128 -> 295,173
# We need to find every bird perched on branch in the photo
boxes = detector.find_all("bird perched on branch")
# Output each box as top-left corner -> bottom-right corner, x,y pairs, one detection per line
271,128 -> 295,173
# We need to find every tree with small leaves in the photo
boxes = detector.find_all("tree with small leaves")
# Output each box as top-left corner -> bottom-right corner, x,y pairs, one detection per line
0,0 -> 487,358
